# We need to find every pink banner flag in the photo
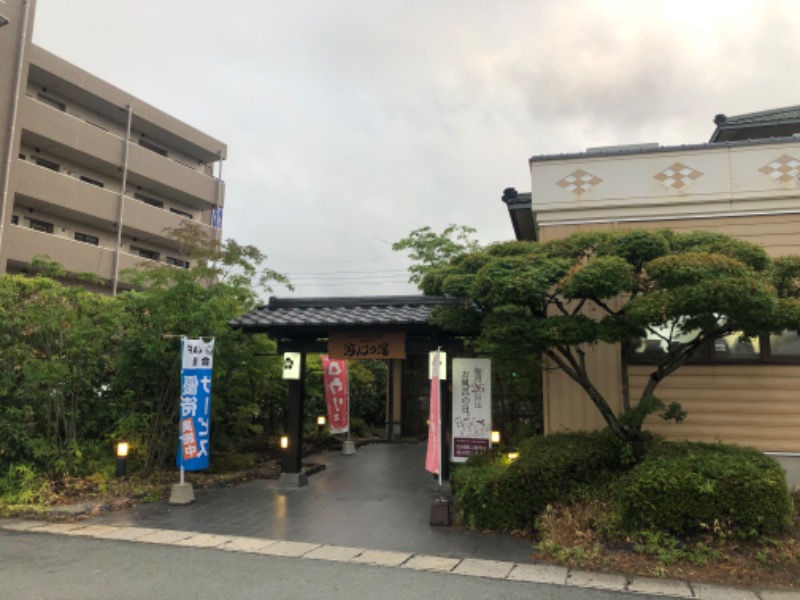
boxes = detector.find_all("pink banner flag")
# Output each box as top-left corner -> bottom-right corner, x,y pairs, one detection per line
425,350 -> 441,475
321,355 -> 349,434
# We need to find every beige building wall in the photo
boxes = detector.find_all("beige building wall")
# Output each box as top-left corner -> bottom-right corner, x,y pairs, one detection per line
0,0 -> 226,292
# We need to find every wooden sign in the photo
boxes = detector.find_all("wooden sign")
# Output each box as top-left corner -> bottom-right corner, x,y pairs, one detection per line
328,332 -> 406,360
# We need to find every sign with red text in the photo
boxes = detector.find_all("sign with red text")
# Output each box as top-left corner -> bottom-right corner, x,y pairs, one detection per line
321,355 -> 349,433
451,358 -> 491,462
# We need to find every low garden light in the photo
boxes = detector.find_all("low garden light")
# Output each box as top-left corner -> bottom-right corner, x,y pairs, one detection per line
491,430 -> 501,445
316,415 -> 326,427
115,442 -> 129,478
506,451 -> 519,462
280,435 -> 289,449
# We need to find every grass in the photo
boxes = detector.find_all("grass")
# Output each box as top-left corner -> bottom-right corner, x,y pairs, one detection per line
0,453 -> 281,521
532,490 -> 800,589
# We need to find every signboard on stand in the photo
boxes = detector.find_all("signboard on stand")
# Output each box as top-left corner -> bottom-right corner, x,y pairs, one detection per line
321,355 -> 349,434
177,337 -> 215,471
451,358 -> 492,462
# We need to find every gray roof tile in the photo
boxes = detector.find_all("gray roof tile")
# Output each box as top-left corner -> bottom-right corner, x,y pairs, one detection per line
229,295 -> 470,331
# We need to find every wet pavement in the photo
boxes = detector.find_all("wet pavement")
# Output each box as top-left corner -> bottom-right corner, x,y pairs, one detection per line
91,442 -> 535,563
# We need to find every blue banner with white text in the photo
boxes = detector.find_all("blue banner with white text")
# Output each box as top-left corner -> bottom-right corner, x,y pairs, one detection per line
177,337 -> 215,471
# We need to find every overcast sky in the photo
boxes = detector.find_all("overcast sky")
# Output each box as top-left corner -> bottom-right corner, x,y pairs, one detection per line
32,0 -> 800,299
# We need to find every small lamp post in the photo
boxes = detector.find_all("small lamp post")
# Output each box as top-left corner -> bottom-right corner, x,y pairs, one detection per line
316,415 -> 326,427
491,430 -> 501,445
280,435 -> 289,450
115,442 -> 129,478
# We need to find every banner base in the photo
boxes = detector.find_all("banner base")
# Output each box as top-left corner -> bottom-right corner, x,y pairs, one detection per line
277,472 -> 308,488
341,440 -> 356,455
429,498 -> 451,526
169,482 -> 195,505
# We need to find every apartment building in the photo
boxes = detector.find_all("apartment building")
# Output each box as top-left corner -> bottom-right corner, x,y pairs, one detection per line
0,0 -> 226,293
502,105 -> 800,485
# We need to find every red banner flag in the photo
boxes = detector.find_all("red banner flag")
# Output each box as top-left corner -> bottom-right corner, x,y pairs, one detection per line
425,350 -> 441,476
321,355 -> 349,434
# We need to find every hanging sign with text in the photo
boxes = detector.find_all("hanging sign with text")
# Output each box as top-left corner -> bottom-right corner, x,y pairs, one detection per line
321,355 -> 349,433
328,332 -> 406,360
177,337 -> 215,471
451,358 -> 492,462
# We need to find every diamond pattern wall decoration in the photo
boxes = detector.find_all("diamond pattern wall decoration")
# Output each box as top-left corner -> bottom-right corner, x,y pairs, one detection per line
653,162 -> 703,191
759,154 -> 800,184
557,169 -> 603,194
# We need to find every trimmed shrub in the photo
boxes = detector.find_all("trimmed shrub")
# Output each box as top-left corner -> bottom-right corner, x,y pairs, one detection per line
454,431 -> 627,532
617,441 -> 792,538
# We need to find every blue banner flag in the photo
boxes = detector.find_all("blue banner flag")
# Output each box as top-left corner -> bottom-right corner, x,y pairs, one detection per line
177,337 -> 215,471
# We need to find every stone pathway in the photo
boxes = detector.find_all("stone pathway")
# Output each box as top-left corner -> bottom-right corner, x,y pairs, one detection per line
3,519 -> 797,599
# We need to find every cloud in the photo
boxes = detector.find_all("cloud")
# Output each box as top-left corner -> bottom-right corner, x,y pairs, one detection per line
31,0 -> 800,296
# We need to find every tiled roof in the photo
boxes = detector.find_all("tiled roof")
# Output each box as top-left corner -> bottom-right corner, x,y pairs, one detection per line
710,105 -> 800,142
717,105 -> 800,127
229,296 -> 470,331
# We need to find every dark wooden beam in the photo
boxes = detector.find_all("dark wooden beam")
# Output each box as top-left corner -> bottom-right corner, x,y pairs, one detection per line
282,353 -> 306,474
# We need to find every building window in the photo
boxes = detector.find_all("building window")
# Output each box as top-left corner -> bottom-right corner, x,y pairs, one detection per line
85,120 -> 109,132
134,192 -> 164,208
768,331 -> 800,360
18,153 -> 25,160
629,326 -> 800,365
79,175 -> 104,188
74,232 -> 99,246
139,138 -> 168,157
169,207 -> 193,219
34,157 -> 61,172
37,92 -> 66,112
11,215 -> 18,225
166,256 -> 190,269
29,218 -> 54,234
133,246 -> 160,261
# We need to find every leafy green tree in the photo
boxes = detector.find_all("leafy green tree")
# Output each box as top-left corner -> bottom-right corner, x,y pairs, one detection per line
394,224 -> 543,441
113,223 -> 291,471
420,229 -> 800,449
392,224 -> 481,286
0,275 -> 123,476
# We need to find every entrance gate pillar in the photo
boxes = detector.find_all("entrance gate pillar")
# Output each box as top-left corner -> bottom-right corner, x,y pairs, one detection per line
279,352 -> 307,487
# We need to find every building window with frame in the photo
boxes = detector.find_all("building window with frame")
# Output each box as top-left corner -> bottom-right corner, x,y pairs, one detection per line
133,247 -> 160,261
34,157 -> 61,172
11,215 -> 19,225
139,138 -> 168,157
79,175 -> 104,188
74,232 -> 99,246
29,218 -> 54,234
134,192 -> 164,208
629,319 -> 800,365
166,256 -> 190,269
37,92 -> 66,112
169,207 -> 193,219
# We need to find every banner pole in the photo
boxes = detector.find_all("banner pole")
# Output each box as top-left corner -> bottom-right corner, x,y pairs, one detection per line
437,347 -> 442,489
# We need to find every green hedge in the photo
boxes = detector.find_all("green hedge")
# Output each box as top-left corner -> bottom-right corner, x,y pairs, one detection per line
617,442 -> 792,538
454,431 -> 626,532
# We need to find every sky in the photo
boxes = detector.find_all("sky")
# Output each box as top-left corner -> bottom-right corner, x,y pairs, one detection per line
31,0 -> 800,299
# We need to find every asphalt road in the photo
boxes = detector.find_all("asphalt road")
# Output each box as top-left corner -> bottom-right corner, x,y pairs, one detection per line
1,530 -> 645,600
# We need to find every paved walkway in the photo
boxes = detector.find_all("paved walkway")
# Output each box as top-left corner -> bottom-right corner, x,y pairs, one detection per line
2,442 -> 797,599
92,442 -> 532,562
